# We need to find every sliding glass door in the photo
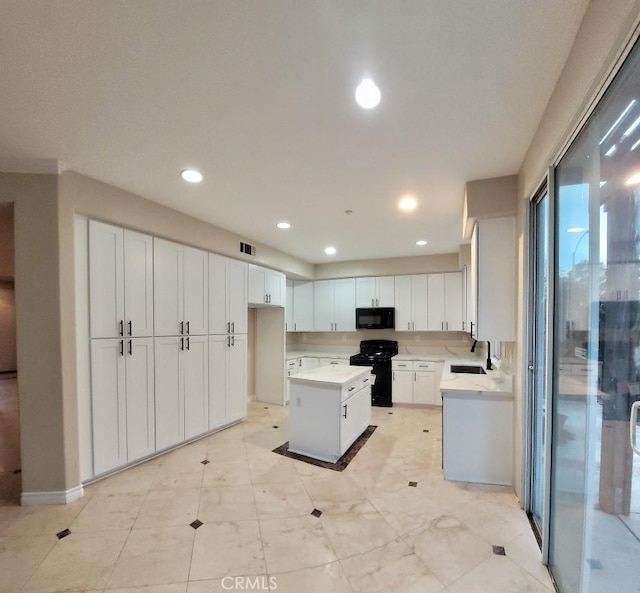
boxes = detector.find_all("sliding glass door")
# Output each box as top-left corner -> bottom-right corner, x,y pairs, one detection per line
548,40 -> 640,593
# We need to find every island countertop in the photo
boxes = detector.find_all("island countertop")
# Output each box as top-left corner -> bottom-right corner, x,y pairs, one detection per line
288,364 -> 372,387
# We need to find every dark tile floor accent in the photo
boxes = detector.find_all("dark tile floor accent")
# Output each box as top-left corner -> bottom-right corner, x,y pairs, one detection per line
492,545 -> 506,556
423,429 -> 429,433
56,528 -> 71,539
272,426 -> 378,472
588,559 -> 603,569
190,520 -> 203,529
12,469 -> 21,474
408,481 -> 418,487
201,460 -> 210,465
273,425 -> 279,429
311,509 -> 322,518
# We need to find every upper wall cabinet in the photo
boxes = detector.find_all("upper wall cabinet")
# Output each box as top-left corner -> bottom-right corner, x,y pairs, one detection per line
470,216 -> 516,341
314,278 -> 356,331
288,280 -> 314,332
248,264 -> 286,307
394,274 -> 428,331
427,272 -> 464,331
209,253 -> 248,335
356,276 -> 395,308
89,220 -> 153,338
154,238 -> 208,336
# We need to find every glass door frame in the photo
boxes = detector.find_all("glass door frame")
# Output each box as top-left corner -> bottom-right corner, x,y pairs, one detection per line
524,169 -> 556,564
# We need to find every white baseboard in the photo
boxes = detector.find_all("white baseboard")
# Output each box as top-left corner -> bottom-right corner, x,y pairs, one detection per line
21,484 -> 84,506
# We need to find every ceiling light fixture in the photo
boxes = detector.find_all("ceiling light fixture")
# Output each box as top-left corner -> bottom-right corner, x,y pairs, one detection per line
399,195 -> 417,211
416,240 -> 427,246
276,222 -> 291,229
632,137 -> 640,151
181,169 -> 203,183
567,227 -> 587,233
623,114 -> 640,138
324,246 -> 337,255
355,78 -> 381,109
625,172 -> 640,186
599,99 -> 636,144
605,145 -> 617,157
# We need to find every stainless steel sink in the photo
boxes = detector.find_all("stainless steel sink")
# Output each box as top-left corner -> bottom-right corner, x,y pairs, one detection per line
450,364 -> 486,375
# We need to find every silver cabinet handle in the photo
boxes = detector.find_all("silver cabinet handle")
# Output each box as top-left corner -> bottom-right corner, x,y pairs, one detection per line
119,320 -> 124,337
232,336 -> 235,347
227,336 -> 231,347
343,404 -> 347,419
186,321 -> 190,334
128,339 -> 132,356
180,321 -> 184,335
180,337 -> 184,351
227,321 -> 231,333
186,337 -> 190,350
128,320 -> 132,336
119,339 -> 124,356
371,298 -> 374,306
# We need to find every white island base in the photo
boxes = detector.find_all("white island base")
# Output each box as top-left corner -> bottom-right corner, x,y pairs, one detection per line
288,365 -> 372,463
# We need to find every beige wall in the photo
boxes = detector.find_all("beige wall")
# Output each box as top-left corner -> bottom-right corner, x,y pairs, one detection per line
513,0 -> 640,500
314,253 -> 460,280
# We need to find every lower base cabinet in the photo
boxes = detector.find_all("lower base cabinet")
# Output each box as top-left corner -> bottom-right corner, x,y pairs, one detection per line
209,333 -> 247,430
392,360 -> 441,406
154,335 -> 209,451
90,337 -> 155,476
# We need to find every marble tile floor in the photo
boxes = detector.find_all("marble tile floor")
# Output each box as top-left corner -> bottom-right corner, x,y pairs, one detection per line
0,396 -> 554,593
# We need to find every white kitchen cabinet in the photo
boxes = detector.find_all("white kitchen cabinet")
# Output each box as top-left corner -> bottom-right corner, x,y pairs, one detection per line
319,357 -> 349,367
209,253 -> 248,335
427,272 -> 464,331
90,337 -> 155,475
356,276 -> 395,308
289,366 -> 372,462
154,335 -> 209,450
298,357 -> 320,371
89,220 -> 154,338
285,279 -> 294,331
285,358 -> 298,404
470,217 -> 516,341
392,360 -> 441,406
292,281 -> 314,332
209,333 -> 247,430
394,274 -> 428,331
154,238 -> 208,336
314,278 -> 356,331
248,264 -> 285,306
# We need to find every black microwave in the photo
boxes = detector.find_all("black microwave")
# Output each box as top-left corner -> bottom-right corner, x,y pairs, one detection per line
355,307 -> 395,330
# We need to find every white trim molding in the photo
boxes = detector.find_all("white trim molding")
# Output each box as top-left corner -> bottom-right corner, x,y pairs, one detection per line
21,484 -> 84,506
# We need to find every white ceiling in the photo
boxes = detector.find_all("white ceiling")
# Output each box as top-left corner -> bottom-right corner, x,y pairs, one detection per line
0,0 -> 589,264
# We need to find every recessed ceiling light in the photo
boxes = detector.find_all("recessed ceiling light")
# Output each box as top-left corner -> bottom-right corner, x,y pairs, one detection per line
399,195 -> 418,212
567,227 -> 587,233
416,240 -> 427,246
625,172 -> 640,186
355,78 -> 381,109
325,246 -> 337,255
604,145 -> 617,157
181,169 -> 203,183
276,222 -> 291,229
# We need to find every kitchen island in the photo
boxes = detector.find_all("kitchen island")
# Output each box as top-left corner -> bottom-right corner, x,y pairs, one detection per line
440,365 -> 514,485
288,365 -> 372,463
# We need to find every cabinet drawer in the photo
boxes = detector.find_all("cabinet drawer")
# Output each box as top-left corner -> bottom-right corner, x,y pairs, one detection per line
392,360 -> 413,371
341,374 -> 372,401
414,361 -> 437,371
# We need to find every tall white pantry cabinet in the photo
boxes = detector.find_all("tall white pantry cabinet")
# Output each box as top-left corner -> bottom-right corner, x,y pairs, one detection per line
87,220 -> 248,479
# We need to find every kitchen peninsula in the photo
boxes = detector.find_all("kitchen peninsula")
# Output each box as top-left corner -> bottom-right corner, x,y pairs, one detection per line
288,365 -> 372,463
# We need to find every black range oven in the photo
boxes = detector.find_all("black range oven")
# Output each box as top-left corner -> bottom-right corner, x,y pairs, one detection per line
349,339 -> 398,407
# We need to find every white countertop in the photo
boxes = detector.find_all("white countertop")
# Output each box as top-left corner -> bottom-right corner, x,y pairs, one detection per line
439,364 -> 513,396
288,364 -> 372,387
286,350 -> 356,360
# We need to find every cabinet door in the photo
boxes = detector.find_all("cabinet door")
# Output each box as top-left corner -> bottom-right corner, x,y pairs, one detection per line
394,276 -> 412,331
340,386 -> 371,455
356,277 -> 376,308
183,246 -> 208,335
314,280 -> 334,331
392,369 -> 413,403
208,253 -> 228,335
227,333 -> 247,423
293,281 -> 314,331
154,238 -> 184,336
228,259 -> 248,334
154,337 -> 184,449
427,273 -> 446,330
90,339 -> 126,474
89,221 -> 124,338
299,357 -> 320,370
413,371 -> 436,405
125,337 -> 155,462
376,276 -> 395,307
184,335 -> 209,439
411,275 -> 429,331
334,278 -> 356,331
248,265 -> 266,304
470,224 -> 478,338
124,230 -> 154,337
208,335 -> 228,430
444,272 -> 464,331
266,270 -> 284,306
285,279 -> 294,331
